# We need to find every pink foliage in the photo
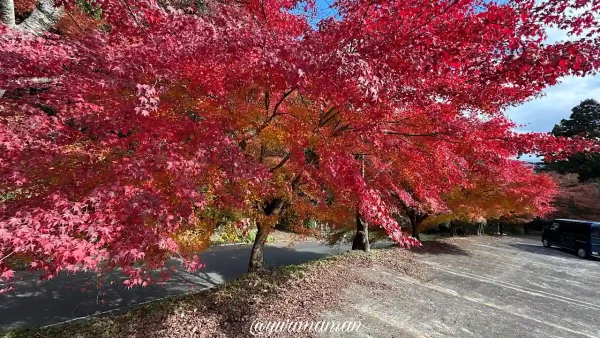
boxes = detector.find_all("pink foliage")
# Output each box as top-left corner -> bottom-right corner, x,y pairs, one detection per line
1,0 -> 599,288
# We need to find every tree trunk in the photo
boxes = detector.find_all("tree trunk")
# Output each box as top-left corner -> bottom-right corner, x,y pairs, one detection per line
352,211 -> 370,252
249,221 -> 269,271
523,222 -> 530,235
450,220 -> 455,237
410,211 -> 421,241
0,0 -> 14,99
15,0 -> 64,36
412,221 -> 420,240
0,0 -> 16,27
247,198 -> 285,271
0,0 -> 63,99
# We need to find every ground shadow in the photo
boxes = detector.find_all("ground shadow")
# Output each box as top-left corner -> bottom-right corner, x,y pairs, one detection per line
6,260 -> 312,338
411,241 -> 470,256
509,243 -> 600,262
0,243 -> 340,332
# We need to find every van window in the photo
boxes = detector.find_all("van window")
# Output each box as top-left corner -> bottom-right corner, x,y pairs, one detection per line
592,225 -> 600,238
560,222 -> 589,236
550,222 -> 559,230
558,222 -> 570,232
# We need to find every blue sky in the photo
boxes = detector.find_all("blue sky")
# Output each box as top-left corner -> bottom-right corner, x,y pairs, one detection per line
506,75 -> 600,133
311,0 -> 600,134
314,0 -> 336,20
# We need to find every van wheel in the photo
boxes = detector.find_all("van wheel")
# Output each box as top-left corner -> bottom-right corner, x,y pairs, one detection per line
577,248 -> 589,258
542,239 -> 551,248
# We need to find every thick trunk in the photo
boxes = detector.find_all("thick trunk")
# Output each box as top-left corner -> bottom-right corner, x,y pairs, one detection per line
15,0 -> 64,36
352,212 -> 370,252
410,211 -> 421,241
249,222 -> 269,271
247,198 -> 285,271
0,0 -> 16,26
411,221 -> 420,240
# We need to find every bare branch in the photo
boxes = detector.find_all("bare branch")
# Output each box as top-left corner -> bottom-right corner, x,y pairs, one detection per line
255,86 -> 297,135
269,153 -> 291,172
119,0 -> 143,28
0,251 -> 14,263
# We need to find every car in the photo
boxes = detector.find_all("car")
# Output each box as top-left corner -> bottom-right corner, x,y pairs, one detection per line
542,219 -> 600,258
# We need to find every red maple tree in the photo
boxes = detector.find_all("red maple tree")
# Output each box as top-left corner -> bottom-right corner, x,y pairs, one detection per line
1,0 -> 599,288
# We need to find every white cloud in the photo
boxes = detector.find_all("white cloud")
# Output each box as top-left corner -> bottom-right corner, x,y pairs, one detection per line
505,75 -> 600,133
505,3 -> 600,133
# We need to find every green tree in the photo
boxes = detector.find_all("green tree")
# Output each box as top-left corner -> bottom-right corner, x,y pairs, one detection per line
545,99 -> 600,182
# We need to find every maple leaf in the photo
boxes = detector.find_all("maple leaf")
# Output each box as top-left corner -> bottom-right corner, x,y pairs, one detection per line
1,270 -> 15,280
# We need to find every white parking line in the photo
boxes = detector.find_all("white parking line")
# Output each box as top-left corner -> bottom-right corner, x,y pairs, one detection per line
473,243 -> 597,267
463,247 -> 597,275
425,262 -> 600,311
422,252 -> 596,287
392,273 -> 598,338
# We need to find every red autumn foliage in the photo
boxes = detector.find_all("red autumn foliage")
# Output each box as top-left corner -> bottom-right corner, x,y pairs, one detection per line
1,0 -> 599,288
54,6 -> 101,39
550,173 -> 600,221
13,0 -> 37,17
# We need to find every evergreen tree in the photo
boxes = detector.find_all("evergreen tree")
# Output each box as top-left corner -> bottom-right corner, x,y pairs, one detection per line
545,99 -> 600,182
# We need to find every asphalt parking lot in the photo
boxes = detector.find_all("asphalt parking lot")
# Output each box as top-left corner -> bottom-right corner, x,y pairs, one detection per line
324,235 -> 600,338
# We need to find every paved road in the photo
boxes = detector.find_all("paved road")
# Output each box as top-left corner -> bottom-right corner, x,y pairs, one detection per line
323,236 -> 600,338
0,240 -> 353,331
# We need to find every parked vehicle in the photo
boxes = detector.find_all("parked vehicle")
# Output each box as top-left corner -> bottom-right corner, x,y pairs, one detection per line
542,219 -> 600,258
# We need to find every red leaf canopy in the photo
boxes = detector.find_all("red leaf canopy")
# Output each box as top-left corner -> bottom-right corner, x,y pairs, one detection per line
1,0 -> 599,285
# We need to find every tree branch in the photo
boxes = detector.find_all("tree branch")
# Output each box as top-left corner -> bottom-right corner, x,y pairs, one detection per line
406,0 -> 459,37
119,0 -> 142,28
269,153 -> 291,172
255,86 -> 297,135
0,251 -> 14,263
383,130 -> 459,143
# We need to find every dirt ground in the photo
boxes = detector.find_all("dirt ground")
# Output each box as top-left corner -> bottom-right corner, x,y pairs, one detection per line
322,235 -> 600,338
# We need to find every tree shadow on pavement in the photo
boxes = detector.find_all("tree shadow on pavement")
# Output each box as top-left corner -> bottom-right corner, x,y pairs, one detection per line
508,243 -> 600,262
411,241 -> 471,256
7,264 -> 306,338
0,244 -> 335,333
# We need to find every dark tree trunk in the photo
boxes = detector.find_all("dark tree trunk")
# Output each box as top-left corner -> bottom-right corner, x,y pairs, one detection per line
352,212 -> 370,252
523,222 -> 530,234
450,220 -> 456,237
412,221 -> 420,240
410,211 -> 421,241
248,198 -> 285,272
249,221 -> 269,271
499,222 -> 504,235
